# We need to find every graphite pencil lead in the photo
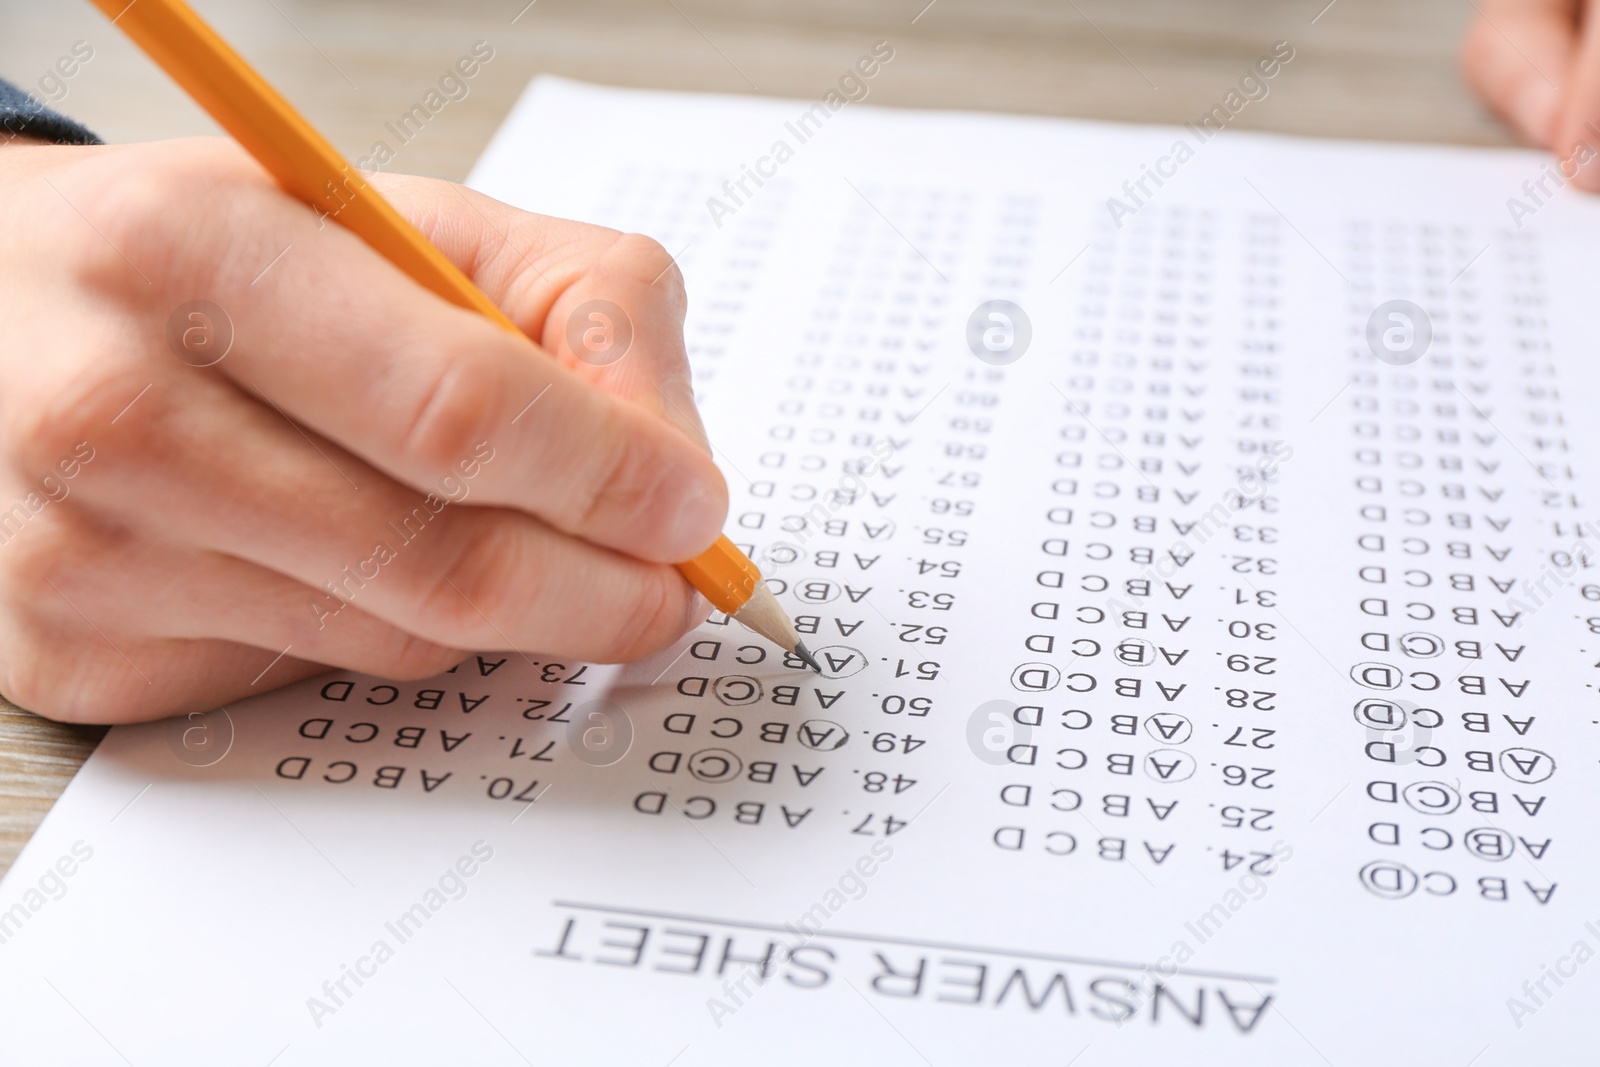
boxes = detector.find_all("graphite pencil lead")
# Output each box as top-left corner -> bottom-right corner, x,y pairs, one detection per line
793,640 -> 823,673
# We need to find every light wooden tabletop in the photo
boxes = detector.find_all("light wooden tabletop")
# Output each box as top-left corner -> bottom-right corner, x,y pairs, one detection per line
0,0 -> 1513,877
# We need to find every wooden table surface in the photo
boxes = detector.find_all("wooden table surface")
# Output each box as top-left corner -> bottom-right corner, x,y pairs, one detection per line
0,0 -> 1513,877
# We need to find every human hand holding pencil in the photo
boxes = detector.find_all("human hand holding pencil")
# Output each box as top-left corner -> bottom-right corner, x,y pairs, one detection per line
0,131 -> 745,723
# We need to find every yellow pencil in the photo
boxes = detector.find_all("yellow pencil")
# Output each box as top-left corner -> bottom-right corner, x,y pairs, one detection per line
90,0 -> 819,671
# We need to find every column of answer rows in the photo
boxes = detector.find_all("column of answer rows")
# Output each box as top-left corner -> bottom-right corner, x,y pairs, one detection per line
1346,224 -> 1566,905
992,207 -> 1291,880
650,187 -> 988,837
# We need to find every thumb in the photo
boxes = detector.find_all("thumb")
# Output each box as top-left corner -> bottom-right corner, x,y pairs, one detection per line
1461,0 -> 1577,147
1553,0 -> 1600,188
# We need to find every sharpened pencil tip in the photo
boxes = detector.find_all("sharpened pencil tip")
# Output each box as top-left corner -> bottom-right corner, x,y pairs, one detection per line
793,640 -> 823,673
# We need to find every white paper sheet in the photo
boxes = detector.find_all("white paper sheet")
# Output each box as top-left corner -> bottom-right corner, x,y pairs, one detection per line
4,77 -> 1600,1065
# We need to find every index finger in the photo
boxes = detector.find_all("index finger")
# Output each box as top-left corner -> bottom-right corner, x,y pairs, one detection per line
118,148 -> 731,565
1552,0 -> 1600,187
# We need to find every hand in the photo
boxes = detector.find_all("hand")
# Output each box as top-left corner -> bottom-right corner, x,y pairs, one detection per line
1463,0 -> 1600,187
0,137 -> 727,723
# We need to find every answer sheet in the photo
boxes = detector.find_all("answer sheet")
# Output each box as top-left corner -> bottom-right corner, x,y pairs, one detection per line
4,77 -> 1600,1065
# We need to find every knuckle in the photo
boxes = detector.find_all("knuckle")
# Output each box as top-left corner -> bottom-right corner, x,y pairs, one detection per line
0,518 -> 162,722
0,617 -> 136,724
400,346 -> 498,474
572,408 -> 662,535
417,515 -> 534,642
607,230 -> 668,269
598,567 -> 686,662
373,632 -> 467,681
62,165 -> 181,289
508,214 -> 610,285
6,363 -> 144,480
72,141 -> 253,289
606,231 -> 686,305
94,167 -> 181,258
0,513 -> 87,607
0,520 -> 139,721
0,635 -> 66,719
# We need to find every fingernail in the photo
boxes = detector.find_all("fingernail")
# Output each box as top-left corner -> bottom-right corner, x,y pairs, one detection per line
665,482 -> 726,560
683,591 -> 714,630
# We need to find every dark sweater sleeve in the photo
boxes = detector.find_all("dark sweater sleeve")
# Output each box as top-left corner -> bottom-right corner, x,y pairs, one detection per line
0,77 -> 102,146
